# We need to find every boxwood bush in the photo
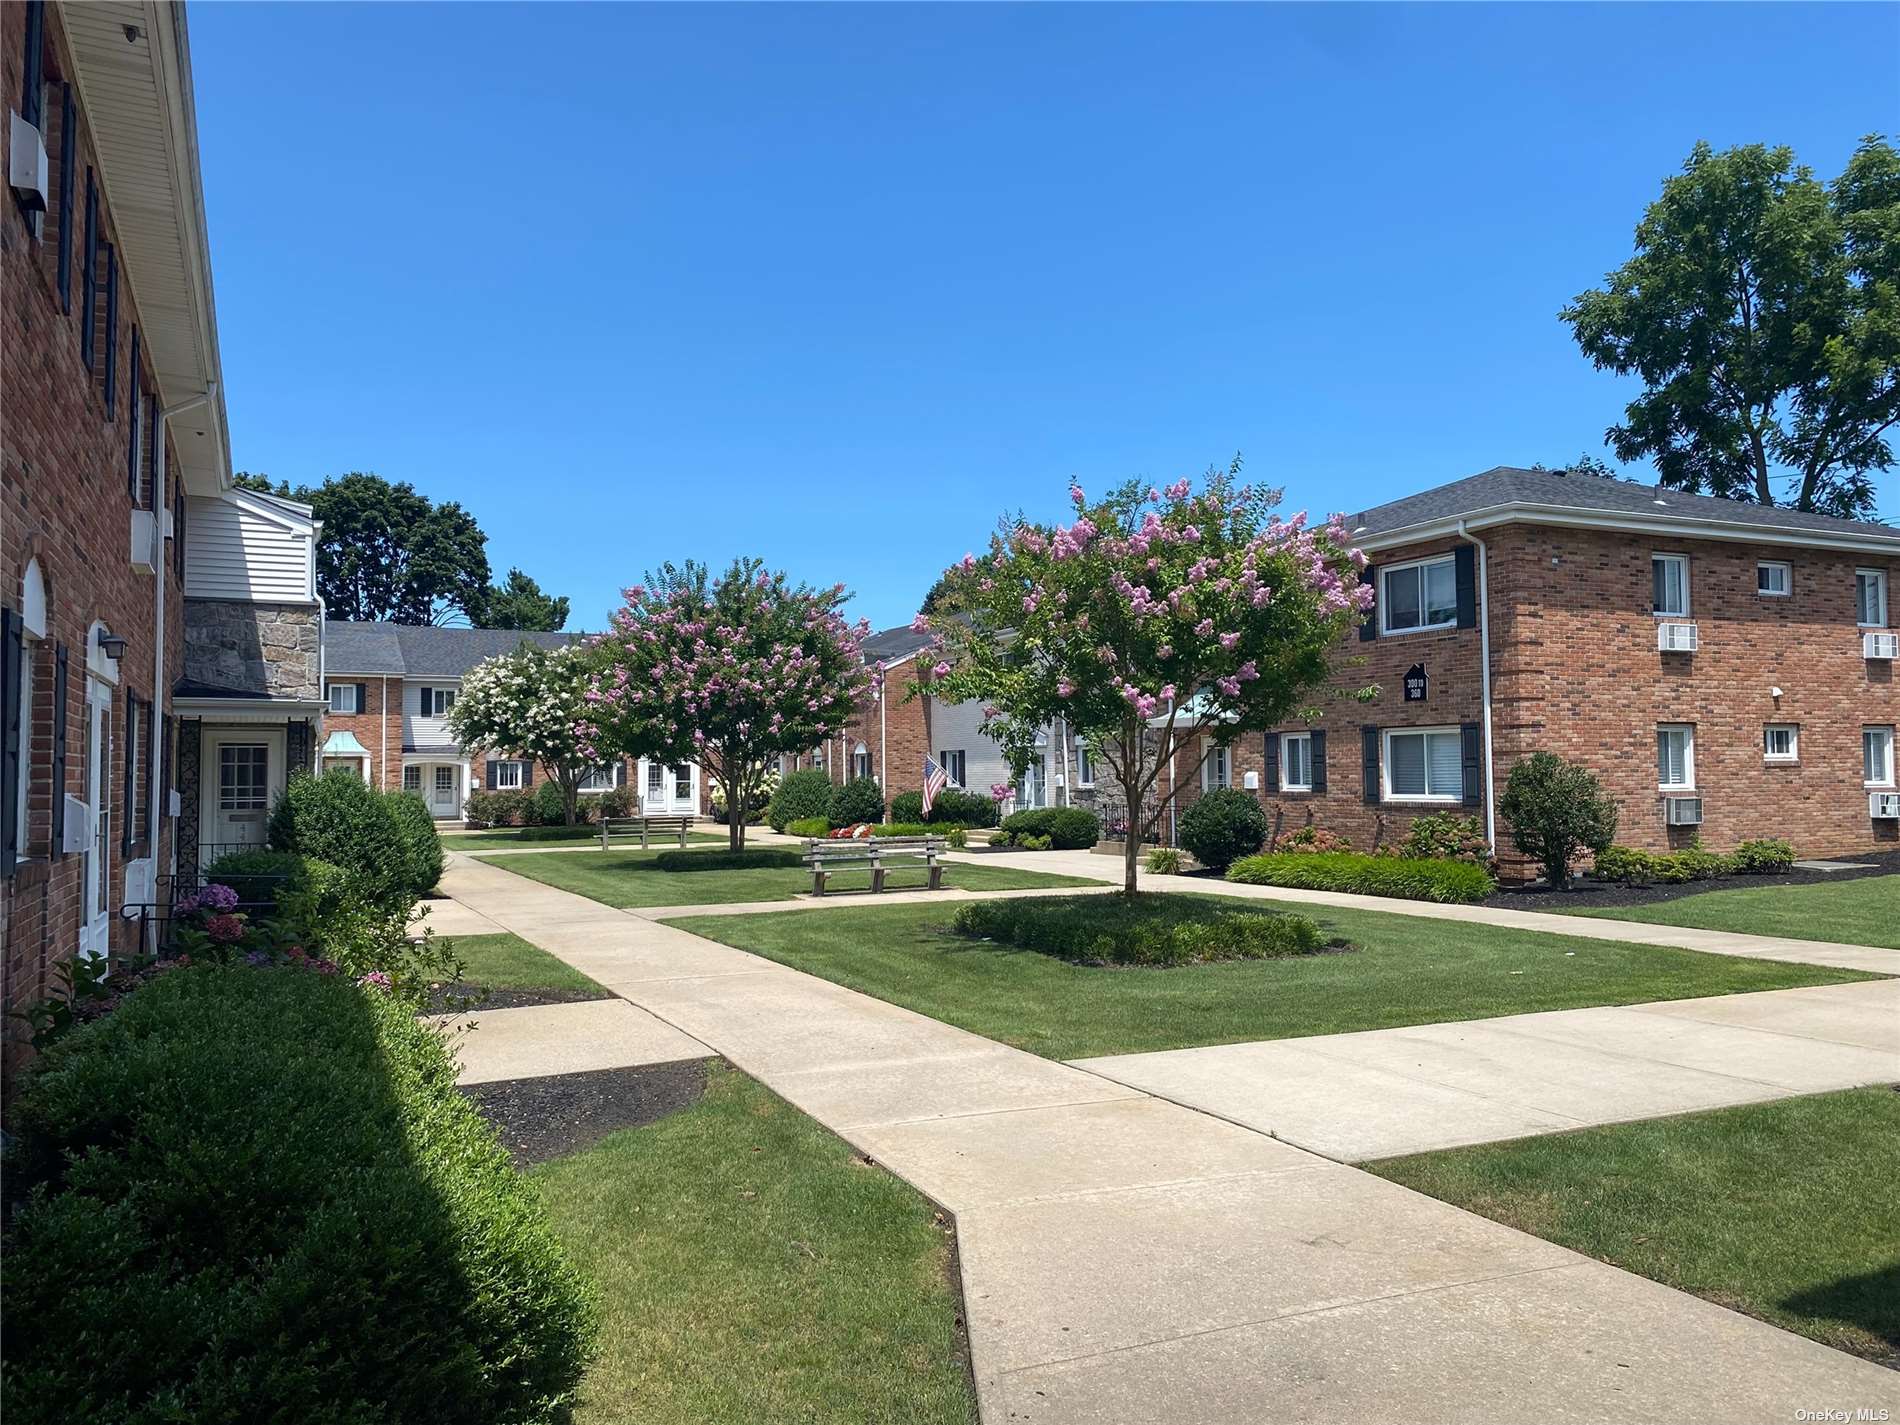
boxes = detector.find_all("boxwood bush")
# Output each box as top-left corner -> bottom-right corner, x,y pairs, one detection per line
0,965 -> 595,1424
766,769 -> 834,832
785,816 -> 830,838
652,847 -> 803,872
384,789 -> 446,897
267,769 -> 411,909
466,788 -> 532,827
1177,788 -> 1268,871
1227,851 -> 1496,903
825,776 -> 887,828
888,788 -> 999,828
531,777 -> 585,826
201,848 -> 330,909
996,806 -> 1100,849
952,893 -> 1326,967
1731,838 -> 1795,874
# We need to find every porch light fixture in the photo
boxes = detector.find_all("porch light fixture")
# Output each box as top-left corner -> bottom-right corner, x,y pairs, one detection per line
95,626 -> 127,660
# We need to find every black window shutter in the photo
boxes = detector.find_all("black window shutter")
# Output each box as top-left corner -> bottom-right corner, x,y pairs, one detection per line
123,695 -> 136,854
20,2 -> 44,128
174,489 -> 187,578
485,761 -> 497,791
1311,730 -> 1328,792
103,244 -> 118,416
1358,566 -> 1377,641
1460,723 -> 1483,808
161,712 -> 173,818
80,170 -> 97,370
1454,545 -> 1477,630
50,644 -> 67,858
56,85 -> 75,311
1361,726 -> 1380,805
127,328 -> 142,499
1,608 -> 21,876
1264,733 -> 1280,793
143,701 -> 156,841
355,682 -> 367,713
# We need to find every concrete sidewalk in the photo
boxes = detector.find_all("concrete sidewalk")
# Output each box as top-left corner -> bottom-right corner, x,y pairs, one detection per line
440,852 -> 1899,1422
1074,978 -> 1900,1159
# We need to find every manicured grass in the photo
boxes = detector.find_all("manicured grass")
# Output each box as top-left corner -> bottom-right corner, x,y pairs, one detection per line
679,895 -> 1878,1060
472,846 -> 1098,909
1563,873 -> 1900,950
443,825 -> 725,847
1369,1088 -> 1900,1364
440,932 -> 608,996
534,1062 -> 975,1425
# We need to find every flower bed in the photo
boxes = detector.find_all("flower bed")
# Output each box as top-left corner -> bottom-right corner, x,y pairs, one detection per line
951,893 -> 1329,967
1227,851 -> 1496,903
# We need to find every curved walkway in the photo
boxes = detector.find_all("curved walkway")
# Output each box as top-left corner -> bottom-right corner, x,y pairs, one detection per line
439,852 -> 1899,1423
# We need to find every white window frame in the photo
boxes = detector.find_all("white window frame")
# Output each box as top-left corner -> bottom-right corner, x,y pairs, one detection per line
1865,726 -> 1896,788
420,685 -> 456,717
1657,724 -> 1696,791
936,749 -> 966,788
852,743 -> 872,780
1856,568 -> 1889,628
1651,553 -> 1690,618
492,759 -> 525,790
1200,744 -> 1231,792
1382,726 -> 1463,803
1280,732 -> 1313,792
1073,743 -> 1094,788
578,763 -> 620,794
1377,555 -> 1459,637
403,765 -> 421,792
1762,725 -> 1798,762
1756,561 -> 1791,598
327,682 -> 361,714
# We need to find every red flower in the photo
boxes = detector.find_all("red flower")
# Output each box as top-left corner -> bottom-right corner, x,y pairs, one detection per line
205,913 -> 246,944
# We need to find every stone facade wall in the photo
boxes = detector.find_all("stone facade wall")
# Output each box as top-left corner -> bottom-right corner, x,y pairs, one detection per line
184,599 -> 321,701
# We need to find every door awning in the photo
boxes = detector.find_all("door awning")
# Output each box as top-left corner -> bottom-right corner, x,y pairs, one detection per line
322,730 -> 370,757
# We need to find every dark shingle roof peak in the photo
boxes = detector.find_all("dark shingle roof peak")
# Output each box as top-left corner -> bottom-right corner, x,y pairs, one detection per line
324,621 -> 580,677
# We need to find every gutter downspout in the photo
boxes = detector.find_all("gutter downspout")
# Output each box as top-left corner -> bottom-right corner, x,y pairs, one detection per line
1458,520 -> 1497,852
878,682 -> 887,794
380,675 -> 389,790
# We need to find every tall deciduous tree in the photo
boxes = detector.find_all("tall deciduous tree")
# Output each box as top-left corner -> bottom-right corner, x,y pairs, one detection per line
1563,136 -> 1900,518
921,466 -> 1371,896
581,558 -> 871,850
446,642 -> 599,825
301,473 -> 492,626
481,568 -> 570,632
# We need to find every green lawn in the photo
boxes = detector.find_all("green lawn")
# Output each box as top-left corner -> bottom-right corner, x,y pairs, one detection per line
534,1063 -> 975,1425
443,825 -> 726,847
440,932 -> 608,996
1562,873 -> 1900,951
678,895 -> 1878,1060
472,846 -> 1098,909
1369,1088 -> 1900,1364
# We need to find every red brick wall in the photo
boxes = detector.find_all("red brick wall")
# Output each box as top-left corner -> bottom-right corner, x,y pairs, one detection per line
322,675 -> 402,789
3,1 -> 186,1047
823,663 -> 933,807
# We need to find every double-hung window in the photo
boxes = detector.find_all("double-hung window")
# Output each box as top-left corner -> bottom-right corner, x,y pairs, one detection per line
1073,743 -> 1094,787
579,764 -> 620,793
1201,745 -> 1230,792
1763,725 -> 1798,762
1857,569 -> 1889,628
1657,724 -> 1695,790
1866,727 -> 1896,788
936,749 -> 966,787
327,682 -> 361,714
1756,562 -> 1791,597
1379,556 -> 1458,635
420,686 -> 456,717
852,746 -> 872,779
1383,727 -> 1461,802
493,760 -> 525,790
1280,733 -> 1313,791
1652,555 -> 1690,617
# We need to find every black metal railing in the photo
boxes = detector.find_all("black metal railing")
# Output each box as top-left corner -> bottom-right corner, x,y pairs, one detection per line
120,871 -> 293,952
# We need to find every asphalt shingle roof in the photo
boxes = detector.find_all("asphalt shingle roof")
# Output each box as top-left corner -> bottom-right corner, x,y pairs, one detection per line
324,621 -> 579,677
861,624 -> 934,665
1351,466 -> 1897,543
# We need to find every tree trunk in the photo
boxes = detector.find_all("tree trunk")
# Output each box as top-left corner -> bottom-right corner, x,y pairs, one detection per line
564,782 -> 579,827
1118,720 -> 1144,898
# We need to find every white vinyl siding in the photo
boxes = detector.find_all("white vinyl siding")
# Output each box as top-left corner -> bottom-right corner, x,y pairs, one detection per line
1866,727 -> 1896,787
1763,725 -> 1798,762
1379,556 -> 1458,635
403,684 -> 459,749
1658,725 -> 1695,790
1383,728 -> 1461,802
1857,569 -> 1888,627
1756,561 -> 1791,596
1651,554 -> 1690,617
1280,733 -> 1313,791
183,494 -> 317,602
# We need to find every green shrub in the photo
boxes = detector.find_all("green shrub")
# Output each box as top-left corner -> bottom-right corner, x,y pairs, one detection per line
1017,833 -> 1053,851
1732,838 -> 1795,874
785,816 -> 830,838
952,894 -> 1326,967
767,769 -> 834,831
652,847 -> 802,872
531,777 -> 586,826
945,827 -> 968,849
467,787 -> 531,827
595,784 -> 635,818
997,806 -> 1100,849
1145,846 -> 1183,874
200,849 -> 314,908
1398,811 -> 1490,863
1,966 -> 594,1424
1498,752 -> 1618,887
990,830 -> 1013,847
890,788 -> 1000,828
1273,825 -> 1352,853
1593,842 -> 1744,885
267,769 -> 410,909
826,776 -> 887,828
1652,846 -> 1735,883
384,790 -> 445,898
1177,789 -> 1268,871
1228,851 -> 1496,903
1592,845 -> 1658,884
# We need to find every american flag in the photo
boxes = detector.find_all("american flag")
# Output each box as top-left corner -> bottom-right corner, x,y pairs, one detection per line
921,755 -> 949,817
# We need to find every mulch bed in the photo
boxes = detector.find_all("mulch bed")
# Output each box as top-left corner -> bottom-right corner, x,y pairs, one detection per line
462,1057 -> 714,1166
423,982 -> 613,1013
1483,848 -> 1900,912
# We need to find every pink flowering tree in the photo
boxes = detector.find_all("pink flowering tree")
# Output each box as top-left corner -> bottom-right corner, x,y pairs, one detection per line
921,465 -> 1372,895
580,558 -> 873,850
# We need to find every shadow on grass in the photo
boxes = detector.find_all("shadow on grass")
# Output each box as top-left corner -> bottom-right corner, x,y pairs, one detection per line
1781,1262 -> 1900,1364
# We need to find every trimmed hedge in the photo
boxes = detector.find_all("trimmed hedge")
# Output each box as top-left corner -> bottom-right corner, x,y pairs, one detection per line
652,847 -> 802,872
767,769 -> 834,832
826,776 -> 887,828
384,790 -> 446,897
1,965 -> 594,1424
466,788 -> 532,827
888,788 -> 999,828
1177,789 -> 1267,871
1732,838 -> 1796,874
785,816 -> 830,838
1228,851 -> 1496,903
952,894 -> 1326,968
1594,838 -> 1795,885
996,807 -> 1100,850
267,769 -> 411,908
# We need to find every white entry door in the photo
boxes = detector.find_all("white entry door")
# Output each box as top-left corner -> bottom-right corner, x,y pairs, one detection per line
212,741 -> 272,852
79,690 -> 112,960
430,764 -> 460,817
668,762 -> 695,811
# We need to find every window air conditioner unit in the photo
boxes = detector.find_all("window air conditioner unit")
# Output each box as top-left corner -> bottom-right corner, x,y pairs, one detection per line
1864,631 -> 1899,661
1871,792 -> 1900,821
1657,622 -> 1699,653
9,111 -> 47,211
130,509 -> 158,573
1664,795 -> 1703,827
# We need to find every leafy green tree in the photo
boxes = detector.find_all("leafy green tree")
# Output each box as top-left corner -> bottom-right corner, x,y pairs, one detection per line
447,643 -> 599,825
232,471 -> 304,498
481,568 -> 570,632
303,473 -> 492,626
1562,136 -> 1899,518
1498,751 -> 1618,889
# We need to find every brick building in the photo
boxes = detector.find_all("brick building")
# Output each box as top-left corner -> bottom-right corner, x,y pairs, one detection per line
3,1 -> 234,1030
1164,467 -> 1900,866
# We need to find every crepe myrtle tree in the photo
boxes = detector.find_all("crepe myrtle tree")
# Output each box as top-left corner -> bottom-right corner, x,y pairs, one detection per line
920,465 -> 1373,896
580,558 -> 873,850
446,642 -> 601,825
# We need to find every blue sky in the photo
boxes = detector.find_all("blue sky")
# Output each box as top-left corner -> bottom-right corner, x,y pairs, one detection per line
191,2 -> 1898,633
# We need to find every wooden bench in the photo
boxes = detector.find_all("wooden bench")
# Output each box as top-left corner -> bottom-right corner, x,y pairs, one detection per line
803,835 -> 946,896
600,814 -> 699,849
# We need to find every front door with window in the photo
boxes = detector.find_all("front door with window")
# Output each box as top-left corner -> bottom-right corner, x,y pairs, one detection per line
431,764 -> 460,817
202,728 -> 285,868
